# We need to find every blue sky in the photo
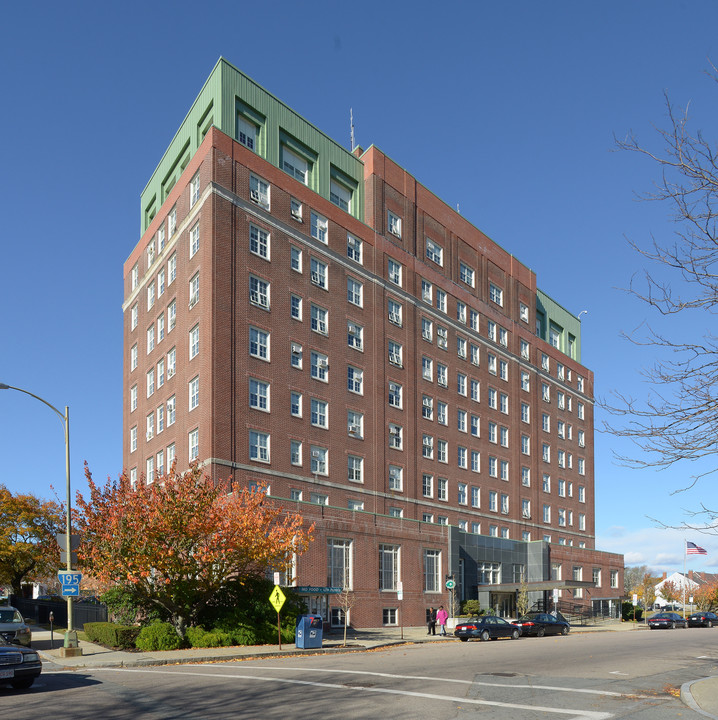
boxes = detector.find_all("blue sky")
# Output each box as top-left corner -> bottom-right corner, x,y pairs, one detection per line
2,0 -> 717,575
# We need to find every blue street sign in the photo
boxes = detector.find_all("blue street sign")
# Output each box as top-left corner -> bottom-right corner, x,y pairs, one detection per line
61,585 -> 80,597
58,571 -> 82,585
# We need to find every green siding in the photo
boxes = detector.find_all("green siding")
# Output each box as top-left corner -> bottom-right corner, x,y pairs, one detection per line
140,57 -> 364,233
536,289 -> 582,363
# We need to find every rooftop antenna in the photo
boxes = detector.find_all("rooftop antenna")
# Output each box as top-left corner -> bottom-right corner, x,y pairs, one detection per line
350,108 -> 355,151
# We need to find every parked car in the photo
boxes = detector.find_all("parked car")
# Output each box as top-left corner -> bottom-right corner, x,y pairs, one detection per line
687,611 -> 718,628
514,612 -> 570,637
0,636 -> 42,690
0,607 -> 31,647
454,616 -> 521,641
648,612 -> 687,629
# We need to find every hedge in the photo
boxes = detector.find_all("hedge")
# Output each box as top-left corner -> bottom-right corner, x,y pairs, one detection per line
84,622 -> 140,649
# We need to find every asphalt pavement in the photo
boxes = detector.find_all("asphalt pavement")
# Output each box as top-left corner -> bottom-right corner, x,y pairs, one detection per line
28,620 -> 718,718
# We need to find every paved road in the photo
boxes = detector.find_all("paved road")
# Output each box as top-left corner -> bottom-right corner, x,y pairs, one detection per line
5,627 -> 718,719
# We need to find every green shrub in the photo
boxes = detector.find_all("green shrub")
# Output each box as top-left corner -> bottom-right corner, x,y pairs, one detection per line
232,625 -> 259,646
135,622 -> 183,651
185,626 -> 234,648
621,601 -> 642,621
461,600 -> 482,617
84,622 -> 140,649
100,585 -> 163,626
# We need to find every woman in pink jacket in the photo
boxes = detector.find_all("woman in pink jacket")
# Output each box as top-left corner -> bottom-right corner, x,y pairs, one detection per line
436,605 -> 449,636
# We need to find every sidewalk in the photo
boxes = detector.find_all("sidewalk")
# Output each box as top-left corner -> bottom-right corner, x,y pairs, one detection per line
29,620 -> 718,718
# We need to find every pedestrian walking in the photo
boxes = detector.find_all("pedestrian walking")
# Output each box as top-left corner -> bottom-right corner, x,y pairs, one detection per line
436,605 -> 449,636
427,607 -> 436,635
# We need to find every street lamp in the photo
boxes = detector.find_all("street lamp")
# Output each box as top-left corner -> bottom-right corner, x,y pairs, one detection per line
0,383 -> 80,654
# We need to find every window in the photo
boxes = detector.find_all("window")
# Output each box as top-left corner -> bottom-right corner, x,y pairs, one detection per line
167,206 -> 177,238
130,384 -> 138,412
249,379 -> 269,412
388,465 -> 403,492
543,504 -> 551,523
422,356 -> 433,381
488,387 -> 497,409
387,210 -> 402,238
166,395 -> 176,426
437,401 -> 447,425
542,443 -> 551,463
388,381 -> 402,408
348,455 -> 363,483
610,570 -> 619,588
521,435 -> 530,455
310,258 -> 328,289
388,259 -> 402,286
147,325 -> 155,354
489,490 -> 498,512
520,339 -> 529,359
579,513 -> 586,531
457,372 -> 467,396
578,458 -> 585,475
311,304 -> 328,335
456,300 -> 467,324
435,288 -> 447,313
471,414 -> 480,437
311,351 -> 329,381
421,279 -> 432,303
130,303 -> 138,331
487,320 -> 497,342
419,475 -> 433,500
330,179 -> 352,212
291,342 -> 302,368
457,336 -> 467,358
578,485 -> 586,503
422,434 -> 434,459
347,409 -> 363,437
147,282 -> 156,311
348,322 -> 363,350
422,318 -> 433,342
347,234 -> 362,263
311,446 -> 328,475
520,302 -> 529,323
488,422 -> 497,444
311,211 -> 328,243
389,507 -> 403,518
249,275 -> 270,309
437,326 -> 448,349
146,412 -> 154,442
423,549 -> 441,592
499,328 -> 508,347
311,492 -> 328,505
426,238 -> 443,266
131,263 -> 139,291
521,371 -> 530,392
388,340 -> 403,367
550,325 -> 562,350
146,368 -> 155,398
249,174 -> 270,210
249,327 -> 269,360
158,314 -> 165,343
189,376 -> 199,411
282,146 -> 308,183
437,363 -> 447,387
188,324 -> 199,360
291,294 -> 302,320
500,426 -> 509,447
489,283 -> 503,306
189,428 -> 199,461
457,446 -> 467,468
457,409 -> 467,433
168,299 -> 177,332
347,277 -> 363,306
347,366 -> 363,394
488,353 -> 497,375
249,224 -> 269,260
249,430 -> 269,462
422,394 -> 434,420
388,423 -> 403,450
499,360 -> 508,381
578,402 -> 585,420
521,466 -> 531,486
438,477 -> 448,500
327,539 -> 352,589
460,262 -> 475,287
388,299 -> 402,326
290,440 -> 302,466
380,545 -> 400,591
290,391 -> 302,417
189,273 -> 200,308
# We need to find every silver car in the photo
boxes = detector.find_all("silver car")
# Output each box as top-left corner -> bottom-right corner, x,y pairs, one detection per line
0,607 -> 32,647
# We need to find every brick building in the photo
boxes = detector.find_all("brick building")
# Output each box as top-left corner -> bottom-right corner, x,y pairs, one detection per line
122,58 -> 624,629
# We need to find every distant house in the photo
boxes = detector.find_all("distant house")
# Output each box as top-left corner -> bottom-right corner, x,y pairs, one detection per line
654,570 -> 718,607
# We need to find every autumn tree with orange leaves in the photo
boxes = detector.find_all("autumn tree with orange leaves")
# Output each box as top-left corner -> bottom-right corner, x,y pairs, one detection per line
75,463 -> 313,639
0,486 -> 62,595
694,580 -> 718,611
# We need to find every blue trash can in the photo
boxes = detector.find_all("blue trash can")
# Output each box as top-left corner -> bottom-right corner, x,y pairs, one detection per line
295,614 -> 323,649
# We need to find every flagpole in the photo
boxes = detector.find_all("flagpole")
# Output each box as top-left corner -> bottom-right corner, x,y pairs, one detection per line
683,539 -> 687,619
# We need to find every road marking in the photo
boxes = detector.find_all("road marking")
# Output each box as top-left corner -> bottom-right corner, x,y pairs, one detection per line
96,667 -> 613,719
246,665 -> 639,698
608,671 -> 629,676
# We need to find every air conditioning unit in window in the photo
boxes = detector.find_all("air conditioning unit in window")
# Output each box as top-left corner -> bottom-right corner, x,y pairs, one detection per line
291,208 -> 302,221
317,358 -> 329,369
167,368 -> 175,378
349,424 -> 360,434
311,450 -> 321,459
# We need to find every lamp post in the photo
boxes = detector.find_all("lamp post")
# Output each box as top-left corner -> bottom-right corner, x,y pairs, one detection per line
0,383 -> 79,653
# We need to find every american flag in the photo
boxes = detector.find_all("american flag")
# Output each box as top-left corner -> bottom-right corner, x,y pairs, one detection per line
687,541 -> 708,555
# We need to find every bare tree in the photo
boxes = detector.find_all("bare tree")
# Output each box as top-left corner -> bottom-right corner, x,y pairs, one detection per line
336,588 -> 357,646
605,70 -> 718,500
624,565 -> 650,596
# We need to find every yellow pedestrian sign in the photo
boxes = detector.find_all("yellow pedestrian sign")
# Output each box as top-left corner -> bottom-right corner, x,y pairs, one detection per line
269,585 -> 286,613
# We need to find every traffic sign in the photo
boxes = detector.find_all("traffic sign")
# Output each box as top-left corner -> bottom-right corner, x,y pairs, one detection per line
269,585 -> 286,613
445,579 -> 455,589
58,571 -> 82,585
61,585 -> 80,597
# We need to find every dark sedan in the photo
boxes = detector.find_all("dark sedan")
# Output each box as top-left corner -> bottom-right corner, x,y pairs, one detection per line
648,612 -> 688,629
0,637 -> 42,690
454,616 -> 521,641
514,612 -> 570,637
688,611 -> 718,628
